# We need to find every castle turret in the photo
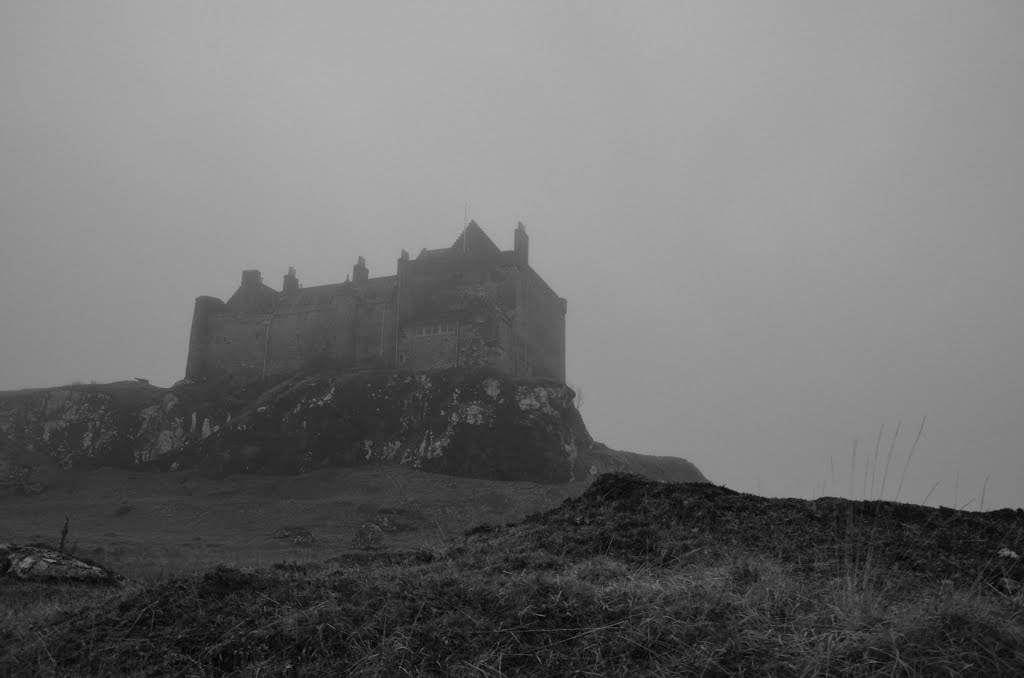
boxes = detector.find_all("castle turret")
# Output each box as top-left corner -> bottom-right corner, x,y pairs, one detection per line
353,256 -> 368,283
185,295 -> 228,381
282,266 -> 299,294
514,222 -> 529,265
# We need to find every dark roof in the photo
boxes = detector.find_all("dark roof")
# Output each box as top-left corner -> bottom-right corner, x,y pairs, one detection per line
225,283 -> 278,314
449,221 -> 502,257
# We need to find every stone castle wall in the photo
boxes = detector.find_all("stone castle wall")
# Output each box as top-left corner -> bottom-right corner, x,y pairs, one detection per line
185,223 -> 566,383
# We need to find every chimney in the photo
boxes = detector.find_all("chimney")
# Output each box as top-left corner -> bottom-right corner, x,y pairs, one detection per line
282,266 -> 299,293
353,256 -> 369,283
241,269 -> 263,289
514,222 -> 529,265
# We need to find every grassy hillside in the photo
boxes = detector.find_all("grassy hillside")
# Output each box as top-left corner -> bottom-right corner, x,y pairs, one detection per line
0,465 -> 595,578
2,473 -> 1022,677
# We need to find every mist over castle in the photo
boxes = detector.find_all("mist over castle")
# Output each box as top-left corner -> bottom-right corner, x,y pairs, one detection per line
185,222 -> 567,384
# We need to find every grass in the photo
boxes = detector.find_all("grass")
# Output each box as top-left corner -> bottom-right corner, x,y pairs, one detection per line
2,473 -> 1022,677
0,465 -> 589,577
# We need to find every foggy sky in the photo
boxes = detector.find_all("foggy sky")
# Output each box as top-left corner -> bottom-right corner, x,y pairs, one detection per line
2,2 -> 1023,509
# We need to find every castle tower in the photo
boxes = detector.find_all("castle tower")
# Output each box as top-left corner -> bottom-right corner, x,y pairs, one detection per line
514,222 -> 529,265
353,256 -> 369,283
282,266 -> 299,294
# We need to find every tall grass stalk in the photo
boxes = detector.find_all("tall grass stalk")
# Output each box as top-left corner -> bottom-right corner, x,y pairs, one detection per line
848,439 -> 858,501
829,455 -> 835,497
895,415 -> 926,502
878,419 -> 901,501
870,423 -> 884,500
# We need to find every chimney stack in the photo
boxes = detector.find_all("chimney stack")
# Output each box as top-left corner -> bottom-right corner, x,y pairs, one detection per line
282,266 -> 299,293
352,256 -> 369,283
514,222 -> 529,265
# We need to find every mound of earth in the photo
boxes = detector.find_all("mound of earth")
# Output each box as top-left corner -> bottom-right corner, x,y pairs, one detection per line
497,473 -> 1024,589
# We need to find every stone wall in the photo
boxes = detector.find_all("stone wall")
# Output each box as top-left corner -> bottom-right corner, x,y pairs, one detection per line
514,268 -> 567,382
202,312 -> 274,381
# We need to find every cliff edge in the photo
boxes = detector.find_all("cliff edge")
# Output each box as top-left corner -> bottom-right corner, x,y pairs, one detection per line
0,369 -> 706,493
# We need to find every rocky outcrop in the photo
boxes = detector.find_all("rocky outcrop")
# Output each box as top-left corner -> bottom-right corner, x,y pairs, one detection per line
0,382 -> 231,470
176,369 -> 592,483
0,544 -> 123,585
0,381 -> 237,495
580,443 -> 707,484
0,370 -> 705,488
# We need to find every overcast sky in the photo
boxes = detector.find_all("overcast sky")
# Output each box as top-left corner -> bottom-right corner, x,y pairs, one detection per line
2,2 -> 1023,510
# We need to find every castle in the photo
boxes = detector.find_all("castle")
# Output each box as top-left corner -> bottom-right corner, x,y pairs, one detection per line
185,222 -> 567,383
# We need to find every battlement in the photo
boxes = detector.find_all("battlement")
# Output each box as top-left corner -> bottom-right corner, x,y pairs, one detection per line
185,222 -> 567,383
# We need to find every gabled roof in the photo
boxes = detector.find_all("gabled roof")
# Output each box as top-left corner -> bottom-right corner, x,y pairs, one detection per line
225,282 -> 278,314
449,221 -> 502,257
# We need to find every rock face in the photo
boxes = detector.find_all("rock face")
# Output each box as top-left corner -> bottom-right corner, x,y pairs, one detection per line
0,381 -> 233,494
180,369 -> 592,483
0,369 -> 706,489
0,544 -> 123,585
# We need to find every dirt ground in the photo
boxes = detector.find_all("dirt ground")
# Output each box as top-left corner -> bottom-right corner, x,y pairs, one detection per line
0,466 -> 593,579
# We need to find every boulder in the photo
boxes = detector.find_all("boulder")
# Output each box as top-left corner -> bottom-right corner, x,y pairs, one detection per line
0,543 -> 123,586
